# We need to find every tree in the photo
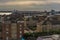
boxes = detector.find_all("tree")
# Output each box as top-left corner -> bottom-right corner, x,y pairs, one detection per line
28,25 -> 36,31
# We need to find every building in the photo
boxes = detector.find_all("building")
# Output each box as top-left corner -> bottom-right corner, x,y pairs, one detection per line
0,10 -> 60,40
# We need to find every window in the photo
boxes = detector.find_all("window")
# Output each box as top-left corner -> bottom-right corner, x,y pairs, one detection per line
20,25 -> 22,27
6,37 -> 9,40
6,32 -> 9,34
6,28 -> 8,31
20,28 -> 22,30
20,31 -> 22,34
15,33 -> 17,37
19,35 -> 22,38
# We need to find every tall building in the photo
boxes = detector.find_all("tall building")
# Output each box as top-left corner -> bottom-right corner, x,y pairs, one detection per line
0,21 -> 24,40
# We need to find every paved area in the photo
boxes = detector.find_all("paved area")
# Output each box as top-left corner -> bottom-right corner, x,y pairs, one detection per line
37,34 -> 60,40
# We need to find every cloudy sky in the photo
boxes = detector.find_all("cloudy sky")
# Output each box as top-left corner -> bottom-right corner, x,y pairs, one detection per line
0,0 -> 60,11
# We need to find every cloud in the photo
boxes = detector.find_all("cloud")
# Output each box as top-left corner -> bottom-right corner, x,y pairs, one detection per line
0,0 -> 60,11
0,0 -> 60,6
0,3 -> 60,11
0,1 -> 47,6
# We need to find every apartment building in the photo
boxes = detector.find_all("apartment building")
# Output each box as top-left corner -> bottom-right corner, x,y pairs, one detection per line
0,21 -> 24,40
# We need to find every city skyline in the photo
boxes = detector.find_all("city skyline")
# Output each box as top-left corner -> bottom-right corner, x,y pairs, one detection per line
0,0 -> 60,11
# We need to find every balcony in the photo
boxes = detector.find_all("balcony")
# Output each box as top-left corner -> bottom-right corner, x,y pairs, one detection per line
0,37 -> 2,40
0,26 -> 2,32
0,29 -> 2,32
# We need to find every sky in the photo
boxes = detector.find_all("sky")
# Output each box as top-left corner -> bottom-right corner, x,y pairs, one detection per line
0,0 -> 60,11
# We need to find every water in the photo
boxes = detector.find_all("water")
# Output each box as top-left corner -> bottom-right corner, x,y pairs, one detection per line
0,12 -> 11,15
